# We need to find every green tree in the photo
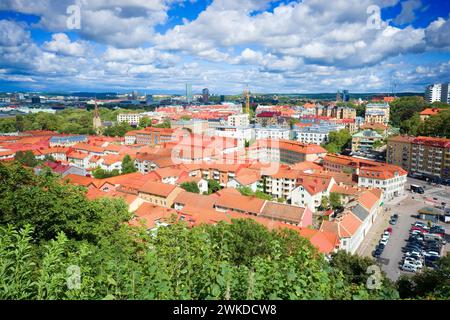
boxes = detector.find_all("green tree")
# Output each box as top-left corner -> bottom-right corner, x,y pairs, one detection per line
207,179 -> 221,194
14,150 -> 38,167
139,117 -> 152,128
330,250 -> 398,299
324,129 -> 351,154
389,96 -> 427,127
417,109 -> 450,138
329,192 -> 342,210
180,181 -> 200,194
92,168 -> 120,179
121,155 -> 136,174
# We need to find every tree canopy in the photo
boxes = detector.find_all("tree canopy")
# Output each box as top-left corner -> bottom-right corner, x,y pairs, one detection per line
180,181 -> 200,194
323,129 -> 352,153
121,155 -> 137,174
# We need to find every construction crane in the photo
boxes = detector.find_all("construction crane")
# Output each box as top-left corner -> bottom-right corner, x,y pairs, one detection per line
243,87 -> 250,114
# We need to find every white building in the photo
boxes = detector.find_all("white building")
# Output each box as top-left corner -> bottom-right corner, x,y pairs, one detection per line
227,114 -> 250,127
214,126 -> 254,147
357,166 -> 407,201
425,83 -> 449,103
291,177 -> 335,212
294,124 -> 343,145
255,127 -> 290,140
117,113 -> 145,126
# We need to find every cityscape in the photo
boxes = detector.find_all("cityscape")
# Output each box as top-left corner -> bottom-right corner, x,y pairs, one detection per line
0,0 -> 449,307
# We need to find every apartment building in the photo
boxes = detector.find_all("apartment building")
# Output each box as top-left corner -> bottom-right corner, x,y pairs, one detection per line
364,103 -> 390,125
294,124 -> 343,145
255,126 -> 290,140
117,113 -> 144,126
171,119 -> 210,134
214,125 -> 254,146
227,113 -> 250,127
425,83 -> 449,103
387,136 -> 450,181
135,127 -> 175,146
351,130 -> 383,152
249,140 -> 327,164
331,106 -> 356,120
357,165 -> 407,201
410,137 -> 450,181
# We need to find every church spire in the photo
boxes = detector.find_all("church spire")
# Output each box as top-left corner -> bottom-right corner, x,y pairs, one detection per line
93,98 -> 103,135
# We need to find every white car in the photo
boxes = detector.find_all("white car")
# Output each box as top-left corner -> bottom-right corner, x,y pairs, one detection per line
402,262 -> 417,272
404,258 -> 423,269
425,251 -> 440,258
380,238 -> 389,246
383,231 -> 390,238
414,222 -> 428,229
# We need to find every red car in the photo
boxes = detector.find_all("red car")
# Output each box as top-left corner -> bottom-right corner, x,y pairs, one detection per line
386,227 -> 393,234
410,226 -> 429,234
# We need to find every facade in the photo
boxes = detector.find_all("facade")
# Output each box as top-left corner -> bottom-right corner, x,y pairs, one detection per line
351,130 -> 383,152
138,182 -> 183,208
117,113 -> 144,126
365,103 -> 390,125
255,126 -> 290,140
331,106 -> 356,119
135,127 -> 175,146
387,136 -> 450,181
357,165 -> 407,201
49,135 -> 88,147
214,126 -> 254,146
425,83 -> 449,103
386,136 -> 414,172
294,124 -> 342,145
249,140 -> 327,164
171,120 -> 210,135
410,137 -> 450,181
227,113 -> 250,127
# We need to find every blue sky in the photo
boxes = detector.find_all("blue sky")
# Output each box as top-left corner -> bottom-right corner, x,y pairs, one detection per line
0,0 -> 449,94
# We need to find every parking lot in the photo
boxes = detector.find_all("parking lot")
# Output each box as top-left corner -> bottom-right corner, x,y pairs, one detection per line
358,178 -> 450,281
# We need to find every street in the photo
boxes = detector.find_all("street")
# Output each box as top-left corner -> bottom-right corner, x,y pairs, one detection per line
357,177 -> 450,281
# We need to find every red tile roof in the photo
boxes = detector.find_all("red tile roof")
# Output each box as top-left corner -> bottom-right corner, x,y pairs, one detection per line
139,181 -> 178,197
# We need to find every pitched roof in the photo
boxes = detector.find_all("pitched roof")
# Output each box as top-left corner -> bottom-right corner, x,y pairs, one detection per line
173,191 -> 217,210
214,192 -> 266,214
320,212 -> 362,238
130,203 -> 178,229
298,228 -> 339,254
139,181 -> 178,197
259,202 -> 307,225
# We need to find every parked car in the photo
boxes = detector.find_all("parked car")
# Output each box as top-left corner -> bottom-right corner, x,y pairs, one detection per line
389,216 -> 398,225
386,227 -> 393,234
424,251 -> 440,258
406,252 -> 422,260
411,227 -> 429,234
404,257 -> 423,269
372,247 -> 383,258
402,263 -> 418,272
380,238 -> 389,246
414,222 -> 428,228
